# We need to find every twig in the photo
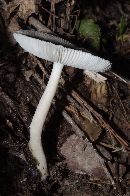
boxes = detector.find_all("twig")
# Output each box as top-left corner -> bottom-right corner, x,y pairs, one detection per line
100,142 -> 115,149
28,16 -> 53,33
41,6 -> 59,19
70,14 -> 78,34
109,71 -> 128,84
112,84 -> 130,123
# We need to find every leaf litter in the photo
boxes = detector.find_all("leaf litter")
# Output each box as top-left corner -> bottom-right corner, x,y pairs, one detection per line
0,0 -> 130,195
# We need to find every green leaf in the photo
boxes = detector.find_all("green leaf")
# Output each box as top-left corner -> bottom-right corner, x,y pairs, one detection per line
76,19 -> 101,50
118,16 -> 126,37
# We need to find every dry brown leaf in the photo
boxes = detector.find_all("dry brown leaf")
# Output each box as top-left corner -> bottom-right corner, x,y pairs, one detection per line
5,0 -> 20,19
60,134 -> 114,184
8,15 -> 20,33
6,0 -> 36,20
18,0 -> 36,19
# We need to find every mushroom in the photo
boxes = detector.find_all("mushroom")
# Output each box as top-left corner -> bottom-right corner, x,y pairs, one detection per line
13,30 -> 111,180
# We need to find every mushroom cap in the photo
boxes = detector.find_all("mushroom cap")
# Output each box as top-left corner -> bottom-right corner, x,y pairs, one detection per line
14,30 -> 111,72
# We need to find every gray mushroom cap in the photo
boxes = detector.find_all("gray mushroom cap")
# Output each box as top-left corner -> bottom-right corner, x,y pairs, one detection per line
14,30 -> 111,72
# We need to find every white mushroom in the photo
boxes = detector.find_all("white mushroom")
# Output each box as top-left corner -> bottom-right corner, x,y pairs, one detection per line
13,30 -> 111,180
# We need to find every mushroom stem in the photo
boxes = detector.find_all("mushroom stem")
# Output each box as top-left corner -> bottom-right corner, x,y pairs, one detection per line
29,62 -> 64,179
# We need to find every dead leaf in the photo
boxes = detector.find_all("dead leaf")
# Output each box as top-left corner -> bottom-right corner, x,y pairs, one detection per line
8,15 -> 20,33
60,134 -> 114,184
6,0 -> 36,20
5,0 -> 20,19
18,0 -> 36,19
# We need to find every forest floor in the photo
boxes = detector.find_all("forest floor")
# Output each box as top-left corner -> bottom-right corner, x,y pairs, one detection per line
0,0 -> 130,195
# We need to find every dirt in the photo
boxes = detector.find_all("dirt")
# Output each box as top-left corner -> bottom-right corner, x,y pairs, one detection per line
0,0 -> 130,195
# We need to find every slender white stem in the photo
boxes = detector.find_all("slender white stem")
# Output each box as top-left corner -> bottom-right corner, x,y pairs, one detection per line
29,62 -> 64,180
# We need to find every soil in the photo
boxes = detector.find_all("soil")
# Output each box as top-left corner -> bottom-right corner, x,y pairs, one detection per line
0,0 -> 130,195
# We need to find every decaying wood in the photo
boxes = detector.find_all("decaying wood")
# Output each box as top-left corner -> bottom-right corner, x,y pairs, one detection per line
62,110 -> 87,140
70,90 -> 130,151
1,0 -> 130,194
28,16 -> 53,34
